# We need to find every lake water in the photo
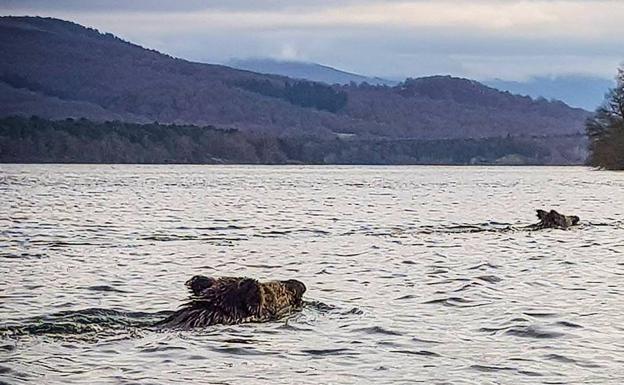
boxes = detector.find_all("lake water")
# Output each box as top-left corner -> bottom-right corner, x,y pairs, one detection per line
1,165 -> 623,385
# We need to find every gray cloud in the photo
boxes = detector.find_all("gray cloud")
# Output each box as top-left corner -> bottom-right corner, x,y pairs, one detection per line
1,0 -> 622,80
1,0 -> 371,12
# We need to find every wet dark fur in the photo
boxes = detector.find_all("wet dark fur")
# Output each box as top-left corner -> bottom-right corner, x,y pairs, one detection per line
156,276 -> 306,329
532,209 -> 580,229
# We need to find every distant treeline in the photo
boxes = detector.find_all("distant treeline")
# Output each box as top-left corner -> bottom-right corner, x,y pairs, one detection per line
234,79 -> 348,113
0,116 -> 585,165
0,117 -> 281,163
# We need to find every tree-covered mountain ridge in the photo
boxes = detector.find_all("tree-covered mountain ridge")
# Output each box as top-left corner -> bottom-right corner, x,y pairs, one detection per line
0,16 -> 589,143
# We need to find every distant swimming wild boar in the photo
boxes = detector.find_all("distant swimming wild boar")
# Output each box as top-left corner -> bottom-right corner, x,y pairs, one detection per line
532,209 -> 580,229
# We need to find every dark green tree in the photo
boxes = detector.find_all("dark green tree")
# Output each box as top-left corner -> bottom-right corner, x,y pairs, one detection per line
586,67 -> 624,169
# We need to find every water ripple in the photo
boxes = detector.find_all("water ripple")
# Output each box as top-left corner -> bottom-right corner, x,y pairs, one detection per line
1,165 -> 623,385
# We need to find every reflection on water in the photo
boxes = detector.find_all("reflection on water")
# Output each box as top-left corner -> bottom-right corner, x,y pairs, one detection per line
1,165 -> 624,384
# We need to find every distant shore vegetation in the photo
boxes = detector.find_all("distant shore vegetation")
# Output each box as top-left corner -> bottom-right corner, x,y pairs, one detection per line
586,67 -> 624,170
0,116 -> 584,165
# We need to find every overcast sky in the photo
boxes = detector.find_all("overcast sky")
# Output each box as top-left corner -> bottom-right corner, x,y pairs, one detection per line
1,0 -> 622,81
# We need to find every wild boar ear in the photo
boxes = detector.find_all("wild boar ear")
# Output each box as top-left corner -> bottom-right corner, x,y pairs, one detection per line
536,209 -> 547,220
285,279 -> 306,298
185,275 -> 216,296
239,278 -> 262,314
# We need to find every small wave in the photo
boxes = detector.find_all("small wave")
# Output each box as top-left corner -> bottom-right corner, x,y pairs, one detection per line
471,363 -> 545,377
83,285 -> 129,293
524,312 -> 558,318
301,348 -> 355,356
335,250 -> 370,257
241,263 -> 284,269
140,345 -> 186,353
475,275 -> 503,284
257,229 -> 330,237
275,323 -> 314,332
411,337 -> 441,344
175,225 -> 248,231
0,344 -> 16,352
544,353 -> 601,368
555,320 -> 583,329
209,346 -> 272,356
41,241 -> 94,247
303,300 -> 336,312
140,235 -> 244,244
424,297 -> 466,304
504,325 -> 565,339
423,296 -> 489,308
220,338 -> 254,344
0,252 -> 46,260
453,282 -> 483,292
391,349 -> 440,357
352,326 -> 402,336
467,262 -> 500,270
470,364 -> 518,373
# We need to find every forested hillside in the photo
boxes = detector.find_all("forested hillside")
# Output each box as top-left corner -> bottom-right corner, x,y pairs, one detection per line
0,16 -> 589,143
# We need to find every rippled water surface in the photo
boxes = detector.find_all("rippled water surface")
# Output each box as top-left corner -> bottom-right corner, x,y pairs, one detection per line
1,165 -> 624,384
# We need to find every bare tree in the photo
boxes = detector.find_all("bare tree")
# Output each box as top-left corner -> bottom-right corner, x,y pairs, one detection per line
586,67 -> 624,169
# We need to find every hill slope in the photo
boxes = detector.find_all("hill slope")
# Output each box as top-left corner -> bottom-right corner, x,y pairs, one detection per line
227,58 -> 397,86
0,16 -> 589,141
485,76 -> 614,111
